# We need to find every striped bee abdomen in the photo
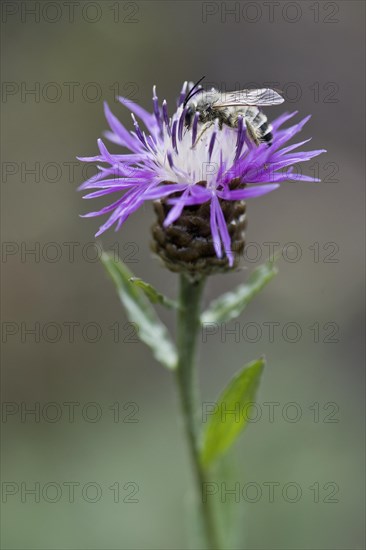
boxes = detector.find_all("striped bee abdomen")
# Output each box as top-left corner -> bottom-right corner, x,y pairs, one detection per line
258,120 -> 273,145
244,107 -> 273,146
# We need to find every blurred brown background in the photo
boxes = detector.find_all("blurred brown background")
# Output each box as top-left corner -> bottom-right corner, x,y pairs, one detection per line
1,1 -> 365,548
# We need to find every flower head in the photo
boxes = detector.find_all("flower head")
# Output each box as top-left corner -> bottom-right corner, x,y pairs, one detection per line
78,82 -> 325,274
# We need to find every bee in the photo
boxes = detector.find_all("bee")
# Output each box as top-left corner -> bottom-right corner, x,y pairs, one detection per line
184,77 -> 284,147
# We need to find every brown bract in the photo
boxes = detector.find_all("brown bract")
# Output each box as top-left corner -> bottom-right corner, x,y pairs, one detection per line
151,180 -> 247,278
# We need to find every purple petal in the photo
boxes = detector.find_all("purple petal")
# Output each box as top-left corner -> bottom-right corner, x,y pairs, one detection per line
208,121 -> 218,161
167,185 -> 211,206
189,185 -> 212,199
130,114 -> 149,148
152,85 -> 163,130
142,183 -> 188,200
272,116 -> 312,152
280,149 -> 327,162
78,170 -> 114,191
162,100 -> 171,136
167,195 -> 208,207
94,187 -> 144,235
171,120 -> 178,153
97,138 -> 119,165
192,112 -> 199,147
95,208 -> 124,235
214,197 -> 234,266
81,196 -> 126,218
234,116 -> 246,162
104,130 -> 125,146
286,173 -> 321,182
167,151 -> 174,169
216,150 -> 226,184
77,154 -> 104,163
82,185 -> 138,199
178,107 -> 187,141
178,81 -> 188,106
210,196 -> 222,259
117,96 -> 156,133
104,102 -> 142,152
80,177 -> 149,190
268,150 -> 326,172
163,190 -> 189,226
271,111 -> 299,131
218,184 -> 279,200
115,190 -> 146,231
275,138 -> 312,156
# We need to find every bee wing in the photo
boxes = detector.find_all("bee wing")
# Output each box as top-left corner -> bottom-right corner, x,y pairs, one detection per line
213,88 -> 284,107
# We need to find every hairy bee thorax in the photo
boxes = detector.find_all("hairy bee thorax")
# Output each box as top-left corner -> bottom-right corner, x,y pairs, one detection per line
151,179 -> 247,278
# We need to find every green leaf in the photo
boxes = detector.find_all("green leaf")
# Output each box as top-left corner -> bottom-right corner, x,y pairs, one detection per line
200,357 -> 265,467
209,453 -> 244,548
201,260 -> 278,324
101,252 -> 177,370
129,277 -> 177,309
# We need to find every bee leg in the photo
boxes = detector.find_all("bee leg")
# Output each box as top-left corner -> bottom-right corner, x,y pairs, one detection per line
191,122 -> 214,149
245,120 -> 260,146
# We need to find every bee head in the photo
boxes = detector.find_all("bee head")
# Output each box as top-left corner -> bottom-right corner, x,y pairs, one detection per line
183,76 -> 206,128
184,105 -> 195,128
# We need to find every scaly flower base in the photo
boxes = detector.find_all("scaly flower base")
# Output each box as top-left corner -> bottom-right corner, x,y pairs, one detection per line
151,180 -> 246,277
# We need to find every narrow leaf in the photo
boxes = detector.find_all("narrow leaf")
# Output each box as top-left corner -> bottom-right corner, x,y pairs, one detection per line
210,454 -> 245,548
201,260 -> 278,324
101,252 -> 177,370
200,357 -> 265,467
129,277 -> 177,309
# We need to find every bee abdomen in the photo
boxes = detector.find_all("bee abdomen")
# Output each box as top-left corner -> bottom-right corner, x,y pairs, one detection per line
258,121 -> 273,145
241,108 -> 273,146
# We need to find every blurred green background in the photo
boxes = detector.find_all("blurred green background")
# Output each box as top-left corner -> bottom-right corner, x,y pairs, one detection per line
1,1 -> 365,548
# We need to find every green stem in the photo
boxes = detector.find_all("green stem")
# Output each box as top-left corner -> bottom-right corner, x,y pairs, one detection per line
175,274 -> 221,549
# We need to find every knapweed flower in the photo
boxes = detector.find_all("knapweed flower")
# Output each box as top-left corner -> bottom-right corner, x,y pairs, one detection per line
78,82 -> 325,276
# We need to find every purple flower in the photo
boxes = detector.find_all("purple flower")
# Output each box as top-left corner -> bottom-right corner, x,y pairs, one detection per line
78,82 -> 326,266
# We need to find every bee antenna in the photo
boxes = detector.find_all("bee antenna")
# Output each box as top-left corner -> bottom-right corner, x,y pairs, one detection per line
183,76 -> 206,107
